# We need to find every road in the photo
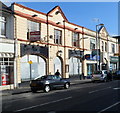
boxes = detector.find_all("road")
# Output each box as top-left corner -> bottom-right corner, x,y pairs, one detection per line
2,80 -> 120,113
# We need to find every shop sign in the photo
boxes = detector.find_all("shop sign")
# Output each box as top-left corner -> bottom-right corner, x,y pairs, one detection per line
110,56 -> 119,62
92,49 -> 100,56
29,31 -> 40,42
69,50 -> 83,59
20,44 -> 48,58
85,54 -> 100,60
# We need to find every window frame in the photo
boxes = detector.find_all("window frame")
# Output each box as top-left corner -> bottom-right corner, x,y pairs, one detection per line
102,41 -> 104,52
72,32 -> 79,47
90,38 -> 96,50
111,44 -> 115,53
0,16 -> 6,37
27,20 -> 41,40
54,29 -> 62,45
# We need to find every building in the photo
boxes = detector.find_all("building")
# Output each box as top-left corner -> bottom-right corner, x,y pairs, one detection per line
10,3 -> 119,85
114,36 -> 120,70
0,2 -> 15,90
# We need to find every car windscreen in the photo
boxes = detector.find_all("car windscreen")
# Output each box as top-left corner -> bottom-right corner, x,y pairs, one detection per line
94,71 -> 102,74
36,76 -> 47,80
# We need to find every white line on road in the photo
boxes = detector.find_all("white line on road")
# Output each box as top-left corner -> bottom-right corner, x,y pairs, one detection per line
97,101 -> 120,113
89,87 -> 111,94
113,87 -> 120,90
14,96 -> 72,112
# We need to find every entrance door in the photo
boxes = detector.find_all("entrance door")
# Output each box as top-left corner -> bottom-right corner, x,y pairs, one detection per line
54,57 -> 62,75
69,57 -> 81,76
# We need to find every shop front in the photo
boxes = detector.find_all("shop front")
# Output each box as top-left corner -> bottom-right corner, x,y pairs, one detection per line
110,56 -> 119,71
20,44 -> 48,81
68,50 -> 83,77
0,39 -> 14,86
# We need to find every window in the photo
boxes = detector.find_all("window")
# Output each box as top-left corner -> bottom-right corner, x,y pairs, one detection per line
112,44 -> 115,53
101,41 -> 104,51
27,20 -> 40,40
90,38 -> 95,50
54,29 -> 62,44
0,16 -> 6,37
72,32 -> 79,47
105,42 -> 107,52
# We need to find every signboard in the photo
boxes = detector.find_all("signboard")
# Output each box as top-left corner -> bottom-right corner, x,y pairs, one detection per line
69,50 -> 84,59
92,49 -> 100,56
28,60 -> 33,64
29,31 -> 40,42
20,44 -> 48,58
110,56 -> 119,62
85,54 -> 100,60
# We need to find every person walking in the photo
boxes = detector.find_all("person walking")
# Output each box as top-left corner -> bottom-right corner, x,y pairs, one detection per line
55,69 -> 60,76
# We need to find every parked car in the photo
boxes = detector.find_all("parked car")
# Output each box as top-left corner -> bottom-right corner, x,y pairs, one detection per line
91,70 -> 108,82
30,75 -> 70,93
113,70 -> 120,80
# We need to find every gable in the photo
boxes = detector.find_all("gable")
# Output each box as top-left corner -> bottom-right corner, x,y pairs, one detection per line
48,6 -> 68,23
99,26 -> 109,39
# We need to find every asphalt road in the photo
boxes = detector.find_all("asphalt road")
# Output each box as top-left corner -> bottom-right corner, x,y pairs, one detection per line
2,80 -> 120,113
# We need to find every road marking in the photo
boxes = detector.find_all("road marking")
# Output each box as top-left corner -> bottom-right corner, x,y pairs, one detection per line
14,96 -> 72,112
113,87 -> 120,90
89,87 -> 111,94
97,101 -> 120,113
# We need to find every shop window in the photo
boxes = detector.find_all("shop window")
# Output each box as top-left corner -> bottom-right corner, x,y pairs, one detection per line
54,29 -> 62,44
90,38 -> 95,50
0,58 -> 14,86
72,32 -> 79,47
0,16 -> 6,37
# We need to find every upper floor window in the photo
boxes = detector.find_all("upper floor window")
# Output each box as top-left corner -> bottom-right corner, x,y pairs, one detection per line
72,32 -> 79,47
90,38 -> 95,50
27,20 -> 40,41
54,29 -> 62,44
0,16 -> 6,37
111,44 -> 115,53
102,41 -> 104,51
105,42 -> 107,52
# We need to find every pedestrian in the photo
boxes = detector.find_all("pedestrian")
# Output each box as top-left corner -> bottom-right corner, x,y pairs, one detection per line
82,73 -> 85,80
107,71 -> 112,81
55,69 -> 60,76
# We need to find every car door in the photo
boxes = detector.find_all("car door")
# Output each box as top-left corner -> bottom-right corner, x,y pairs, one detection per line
52,75 -> 63,88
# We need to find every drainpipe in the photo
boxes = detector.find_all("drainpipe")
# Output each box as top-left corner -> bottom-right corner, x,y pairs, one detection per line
13,12 -> 18,88
63,20 -> 66,78
46,13 -> 49,75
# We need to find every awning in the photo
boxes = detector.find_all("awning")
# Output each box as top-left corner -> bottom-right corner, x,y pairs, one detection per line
0,53 -> 14,58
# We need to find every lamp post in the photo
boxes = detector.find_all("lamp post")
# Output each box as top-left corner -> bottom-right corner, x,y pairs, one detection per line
96,23 -> 104,71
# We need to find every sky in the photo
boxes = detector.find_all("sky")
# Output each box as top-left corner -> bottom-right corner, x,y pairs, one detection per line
4,1 -> 118,36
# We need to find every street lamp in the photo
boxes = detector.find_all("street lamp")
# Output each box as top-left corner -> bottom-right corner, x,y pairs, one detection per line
96,23 -> 104,71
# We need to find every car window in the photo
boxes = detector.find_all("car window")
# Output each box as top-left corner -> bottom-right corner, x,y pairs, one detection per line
53,75 -> 61,80
104,71 -> 107,74
47,76 -> 53,80
117,71 -> 120,74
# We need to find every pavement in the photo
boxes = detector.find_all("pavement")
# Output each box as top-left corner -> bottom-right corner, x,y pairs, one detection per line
1,76 -> 91,96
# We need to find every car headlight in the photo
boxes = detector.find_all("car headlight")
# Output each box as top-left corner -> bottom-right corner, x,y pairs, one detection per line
45,81 -> 49,84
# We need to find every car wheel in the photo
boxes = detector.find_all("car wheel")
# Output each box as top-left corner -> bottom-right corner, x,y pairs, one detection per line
104,78 -> 107,82
64,83 -> 70,89
44,85 -> 50,93
31,88 -> 37,93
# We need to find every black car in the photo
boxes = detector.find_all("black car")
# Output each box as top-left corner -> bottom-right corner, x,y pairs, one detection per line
30,75 -> 70,93
113,70 -> 120,80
